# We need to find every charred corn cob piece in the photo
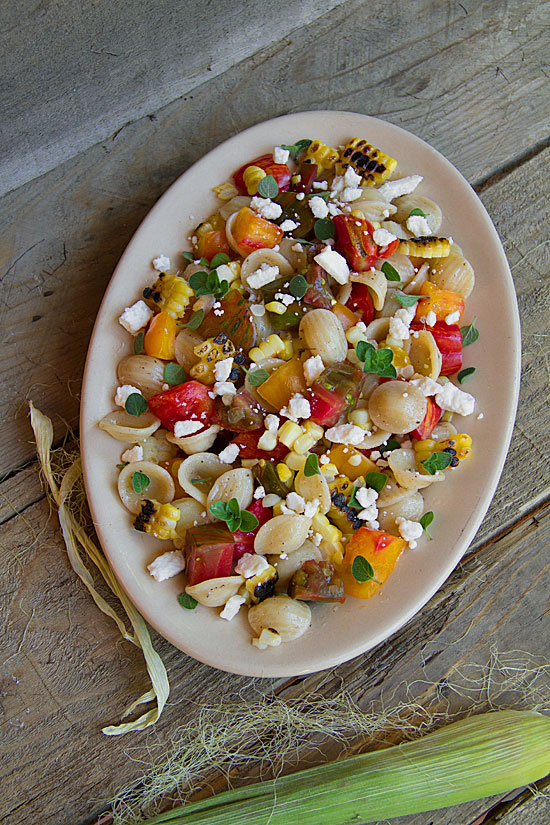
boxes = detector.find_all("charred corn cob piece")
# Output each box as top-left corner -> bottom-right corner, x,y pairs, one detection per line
213,180 -> 239,200
195,213 -> 225,237
303,140 -> 339,171
190,333 -> 236,384
245,564 -> 279,603
413,434 -> 472,467
441,434 -> 472,461
337,138 -> 397,186
249,333 -> 291,363
243,165 -> 266,195
133,500 -> 180,540
143,274 -> 194,318
399,236 -> 451,258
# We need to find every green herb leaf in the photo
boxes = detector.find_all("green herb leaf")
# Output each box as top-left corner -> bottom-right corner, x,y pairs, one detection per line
289,274 -> 308,299
408,208 -> 426,217
181,251 -> 195,262
199,257 -> 210,266
190,478 -> 210,486
116,462 -> 129,470
356,342 -> 397,378
189,269 -> 229,299
247,368 -> 269,387
125,393 -> 148,417
311,191 -> 330,201
210,253 -> 230,269
394,291 -> 423,307
381,438 -> 401,453
228,498 -> 240,516
420,511 -> 434,539
163,363 -> 186,386
457,367 -> 476,384
304,454 -> 320,477
314,218 -> 335,241
348,486 -> 362,510
208,498 -> 257,532
209,501 -> 230,521
132,471 -> 150,494
178,592 -> 198,610
291,238 -> 314,246
188,270 -> 209,291
381,261 -> 401,282
281,139 -> 312,160
352,555 -> 380,584
239,510 -> 260,532
257,175 -> 279,199
133,331 -> 145,354
183,309 -> 204,330
364,472 -> 388,493
422,451 -> 453,475
460,318 -> 480,347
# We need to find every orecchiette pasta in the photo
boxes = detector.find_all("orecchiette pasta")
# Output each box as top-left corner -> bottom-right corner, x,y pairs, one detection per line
248,595 -> 311,642
99,410 -> 160,442
118,460 -> 175,514
117,354 -> 166,398
254,515 -> 312,556
177,453 -> 228,504
206,468 -> 254,511
299,309 -> 347,364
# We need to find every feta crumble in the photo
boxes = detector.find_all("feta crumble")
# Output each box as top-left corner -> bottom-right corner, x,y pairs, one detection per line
445,310 -> 461,325
280,393 -> 311,421
219,443 -> 240,464
254,485 -> 266,500
250,196 -> 282,220
174,419 -> 203,437
377,175 -> 423,201
152,254 -> 171,272
406,215 -> 432,236
341,187 -> 362,202
265,414 -> 280,432
114,384 -> 141,407
312,180 -> 328,190
280,219 -> 299,232
247,262 -> 280,290
325,424 -> 366,445
389,305 -> 416,340
285,492 -> 306,514
425,309 -> 437,327
121,445 -> 143,463
410,375 -> 441,396
214,357 -> 234,383
435,382 -> 475,416
147,551 -> 185,582
236,553 -> 270,578
273,146 -> 290,164
373,227 -> 397,247
303,354 -> 325,385
314,246 -> 350,285
309,196 -> 329,219
396,517 -> 423,549
118,300 -> 154,334
220,594 -> 246,621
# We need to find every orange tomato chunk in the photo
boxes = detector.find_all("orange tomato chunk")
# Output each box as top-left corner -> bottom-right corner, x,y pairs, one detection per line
197,229 -> 230,261
144,311 -> 176,360
257,357 -> 306,408
340,527 -> 406,599
415,280 -> 465,322
328,444 -> 377,481
231,207 -> 283,252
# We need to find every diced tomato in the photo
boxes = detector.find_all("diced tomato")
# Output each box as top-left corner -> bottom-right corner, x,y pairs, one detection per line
274,192 -> 315,238
411,397 -> 443,440
212,390 -> 267,433
289,560 -> 346,603
340,527 -> 406,599
307,384 -> 346,427
308,363 -> 361,427
257,357 -> 307,408
376,238 -> 400,259
333,215 -> 378,272
147,380 -> 214,432
231,207 -> 283,252
196,229 -> 230,261
295,161 -> 318,193
199,289 -> 258,353
332,301 -> 359,331
345,282 -> 375,324
233,154 -> 291,193
232,499 -> 273,561
303,262 -> 334,309
415,281 -> 465,323
184,524 -> 234,585
412,321 -> 463,376
228,430 -> 289,462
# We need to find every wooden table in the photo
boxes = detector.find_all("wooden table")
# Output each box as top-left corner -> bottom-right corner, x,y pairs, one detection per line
1,1 -> 549,823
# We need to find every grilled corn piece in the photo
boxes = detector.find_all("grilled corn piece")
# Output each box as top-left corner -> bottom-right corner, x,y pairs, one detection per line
190,333 -> 236,384
303,140 -> 339,171
245,565 -> 279,603
133,500 -> 180,540
243,165 -> 266,195
337,138 -> 397,186
399,236 -> 451,258
143,274 -> 194,318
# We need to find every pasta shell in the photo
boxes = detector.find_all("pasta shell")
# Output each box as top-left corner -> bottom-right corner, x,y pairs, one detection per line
219,195 -> 251,221
356,428 -> 392,449
376,474 -> 414,507
99,410 -> 160,442
185,576 -> 244,607
171,496 -> 212,549
393,195 -> 442,233
117,355 -> 166,398
254,514 -> 312,556
241,248 -> 294,284
377,291 -> 402,318
118,460 -> 175,514
364,317 -> 390,343
336,281 -> 352,305
174,328 -> 202,371
183,262 -> 207,280
278,237 -> 307,270
430,253 -> 475,298
383,251 -> 415,286
248,595 -> 311,641
141,429 -> 180,463
351,189 -> 395,223
377,490 -> 424,533
380,219 -> 408,239
408,330 -> 442,379
388,448 -> 445,490
299,309 -> 347,364
294,469 -> 331,515
403,262 -> 430,295
167,425 -> 220,455
269,541 -> 322,591
350,269 -> 387,310
177,453 -> 228,504
368,381 -> 427,434
206,468 -> 254,511
431,421 -> 458,441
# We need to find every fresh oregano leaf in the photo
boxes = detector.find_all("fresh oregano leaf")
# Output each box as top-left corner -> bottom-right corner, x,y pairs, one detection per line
199,257 -> 210,266
348,486 -> 362,510
239,510 -> 260,532
381,438 -> 401,453
289,274 -> 308,299
188,271 -> 209,291
132,471 -> 150,494
364,472 -> 387,493
408,208 -> 426,217
191,478 -> 210,486
209,501 -> 230,521
247,368 -> 269,387
281,139 -> 312,160
257,175 -> 279,199
125,392 -> 148,417
314,218 -> 335,241
181,251 -> 195,262
133,331 -> 145,354
178,592 -> 198,609
381,261 -> 401,282
420,511 -> 434,539
394,291 -> 423,307
356,341 -> 397,378
163,363 -> 186,386
460,318 -> 480,347
182,309 -> 204,330
352,555 -> 380,584
304,453 -> 320,477
457,366 -> 476,384
210,253 -> 230,269
422,452 -> 453,475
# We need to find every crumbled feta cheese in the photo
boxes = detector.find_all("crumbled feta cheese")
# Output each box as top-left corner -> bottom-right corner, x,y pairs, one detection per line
370,450 -> 381,460
342,187 -> 363,202
292,242 -> 304,252
214,357 -> 233,383
303,354 -> 325,385
247,262 -> 280,290
254,486 -> 266,500
147,551 -> 185,582
257,431 -> 277,451
118,300 -> 154,334
280,393 -> 311,421
410,375 -> 441,396
330,175 -> 344,196
285,492 -> 306,513
377,175 -> 423,201
343,167 -> 362,187
312,180 -> 328,190
219,443 -> 240,464
152,254 -> 171,272
114,384 -> 141,407
174,419 -> 203,437
356,486 -> 379,508
273,146 -> 290,164
216,264 -> 233,283
309,196 -> 329,219
250,196 -> 282,220
213,381 -> 237,399
274,292 -> 295,306
121,445 -> 143,463
477,413 -> 484,420
319,454 -> 330,465
389,305 -> 416,340
445,310 -> 461,325
325,424 -> 366,445
396,517 -> 423,548
312,532 -> 323,546
236,553 -> 270,578
435,382 -> 475,416
280,219 -> 299,232
314,246 -> 350,285
358,504 -> 378,521
406,215 -> 432,236
303,498 -> 320,519
425,310 -> 437,327
373,227 -> 397,247
296,192 -> 305,200
213,309 -> 224,316
327,202 -> 343,216
220,594 -> 246,621
250,303 -> 266,316
265,414 -> 280,432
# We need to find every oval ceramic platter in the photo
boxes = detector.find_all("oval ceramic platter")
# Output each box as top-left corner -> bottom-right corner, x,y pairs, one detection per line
81,111 -> 520,677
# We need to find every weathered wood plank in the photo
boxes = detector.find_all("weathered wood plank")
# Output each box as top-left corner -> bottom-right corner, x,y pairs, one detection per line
0,0 -> 352,197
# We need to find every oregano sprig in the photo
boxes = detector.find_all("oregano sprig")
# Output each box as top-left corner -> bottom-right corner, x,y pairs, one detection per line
209,498 -> 259,533
189,269 -> 229,299
356,341 -> 396,378
352,555 -> 381,585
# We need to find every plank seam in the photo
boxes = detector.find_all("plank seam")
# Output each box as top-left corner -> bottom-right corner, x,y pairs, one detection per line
473,135 -> 550,192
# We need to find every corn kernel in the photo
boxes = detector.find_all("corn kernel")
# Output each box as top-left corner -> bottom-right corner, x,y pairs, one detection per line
213,180 -> 239,200
350,209 -> 366,219
285,452 -> 306,471
277,421 -> 303,449
248,347 -> 264,363
133,500 -> 180,540
303,140 -> 339,170
303,421 -> 324,440
293,433 -> 316,454
320,462 -> 339,477
349,409 -> 372,429
276,463 -> 292,483
328,475 -> 352,495
265,301 -> 287,315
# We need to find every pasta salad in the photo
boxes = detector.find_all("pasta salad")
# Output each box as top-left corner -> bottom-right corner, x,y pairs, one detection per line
100,136 -> 479,651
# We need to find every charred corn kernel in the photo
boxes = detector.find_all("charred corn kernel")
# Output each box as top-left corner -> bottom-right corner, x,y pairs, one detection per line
346,324 -> 370,347
213,180 -> 239,200
328,474 -> 353,496
277,421 -> 304,449
143,311 -> 177,360
312,512 -> 342,545
304,421 -> 324,440
133,500 -> 180,540
252,628 -> 282,649
349,409 -> 372,429
442,434 -> 473,461
245,565 -> 279,603
284,451 -> 306,471
387,345 -> 411,369
303,140 -> 339,170
249,333 -> 287,363
195,213 -> 225,237
320,462 -> 339,478
257,431 -> 277,451
243,165 -> 266,195
337,138 -> 397,186
265,301 -> 287,315
143,274 -> 194,318
190,334 -> 236,384
293,433 -> 316,454
399,237 -> 451,258
276,463 -> 293,483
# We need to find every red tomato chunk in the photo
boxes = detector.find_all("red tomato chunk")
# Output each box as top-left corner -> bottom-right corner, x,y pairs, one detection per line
148,380 -> 214,432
